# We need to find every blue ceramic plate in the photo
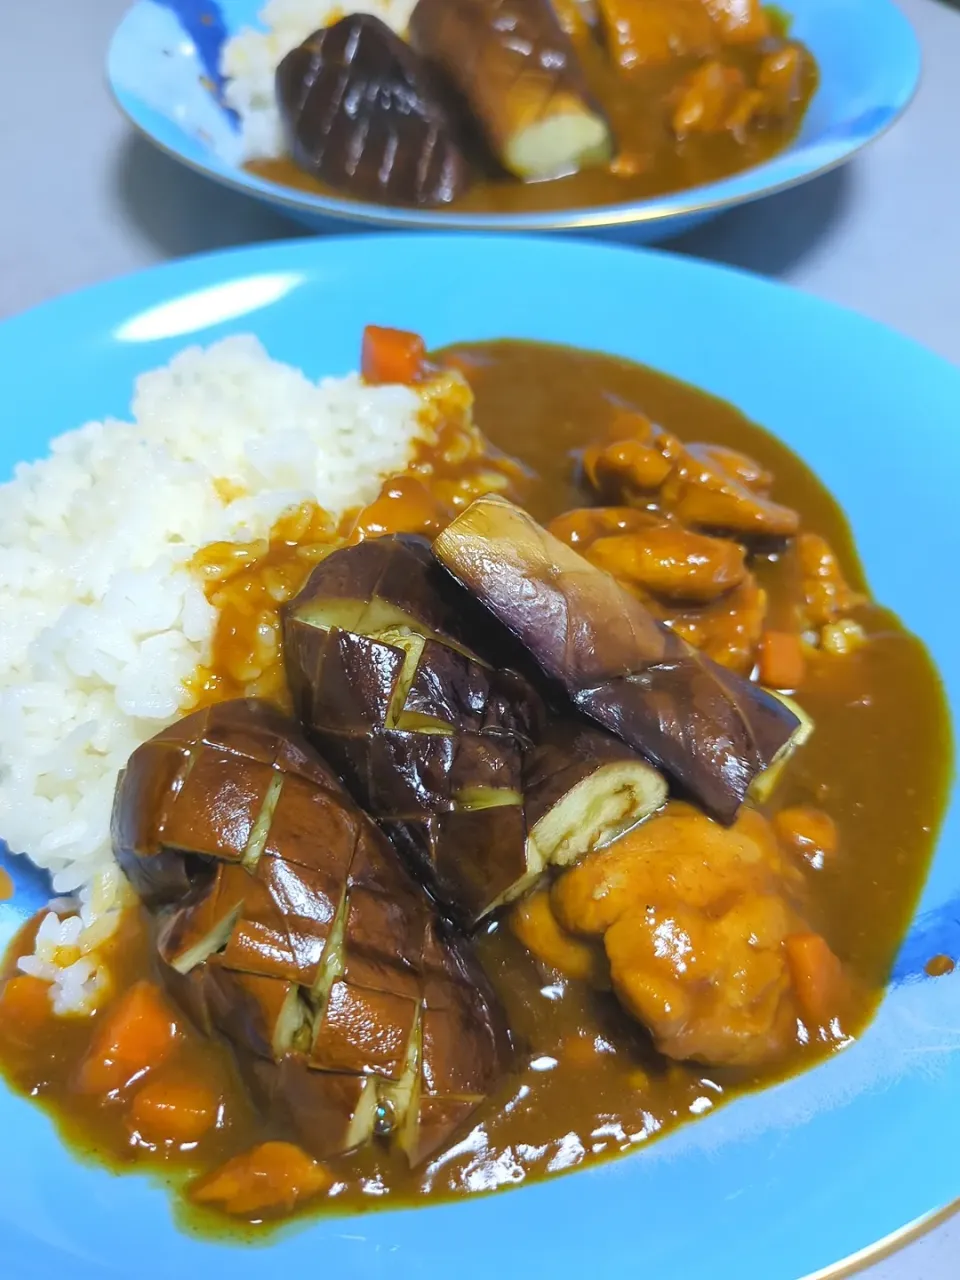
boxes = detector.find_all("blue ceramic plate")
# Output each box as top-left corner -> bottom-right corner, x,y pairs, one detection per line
106,0 -> 921,241
1,235 -> 958,1280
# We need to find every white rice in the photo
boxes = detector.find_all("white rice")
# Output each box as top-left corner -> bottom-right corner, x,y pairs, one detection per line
221,1 -> 419,163
0,335 -> 426,1013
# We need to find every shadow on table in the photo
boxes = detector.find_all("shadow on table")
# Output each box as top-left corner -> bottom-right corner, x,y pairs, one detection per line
114,128 -> 853,280
113,133 -> 305,257
663,163 -> 853,277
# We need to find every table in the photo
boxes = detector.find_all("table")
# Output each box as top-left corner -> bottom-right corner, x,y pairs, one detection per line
1,1 -> 957,1275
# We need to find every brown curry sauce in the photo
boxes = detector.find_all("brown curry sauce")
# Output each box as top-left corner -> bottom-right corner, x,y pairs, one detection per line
0,340 -> 948,1235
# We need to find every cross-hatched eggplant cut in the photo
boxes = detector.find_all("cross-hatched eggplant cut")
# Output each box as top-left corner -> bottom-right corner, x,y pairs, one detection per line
113,698 -> 511,1165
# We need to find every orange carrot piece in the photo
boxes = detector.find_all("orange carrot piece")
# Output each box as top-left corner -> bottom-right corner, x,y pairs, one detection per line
78,980 -> 181,1096
0,974 -> 52,1031
361,325 -> 426,386
758,629 -> 806,690
785,932 -> 844,1028
190,1141 -> 332,1216
128,1076 -> 220,1145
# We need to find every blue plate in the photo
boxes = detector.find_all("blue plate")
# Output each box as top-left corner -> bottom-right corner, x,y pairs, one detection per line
1,234 -> 958,1280
106,0 -> 921,241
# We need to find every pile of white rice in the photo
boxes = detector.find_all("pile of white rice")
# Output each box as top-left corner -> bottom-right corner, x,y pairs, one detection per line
0,336 -> 427,1014
221,0 -> 419,164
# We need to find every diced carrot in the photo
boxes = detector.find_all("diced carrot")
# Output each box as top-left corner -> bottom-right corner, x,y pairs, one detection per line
190,1141 -> 332,1216
128,1076 -> 220,1145
0,974 -> 52,1031
774,806 -> 838,867
758,629 -> 806,691
361,325 -> 426,386
77,980 -> 181,1096
785,932 -> 844,1028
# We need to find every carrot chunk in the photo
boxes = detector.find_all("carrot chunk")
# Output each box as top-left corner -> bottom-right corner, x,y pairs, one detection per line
128,1076 -> 220,1145
190,1141 -> 332,1216
361,325 -> 426,385
758,629 -> 806,690
785,932 -> 844,1028
78,980 -> 181,1095
0,974 -> 52,1035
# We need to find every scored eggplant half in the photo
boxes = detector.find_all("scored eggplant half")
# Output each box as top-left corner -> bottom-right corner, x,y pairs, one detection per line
113,699 -> 510,1164
409,0 -> 613,181
434,496 -> 807,825
283,536 -> 546,925
276,15 -> 473,208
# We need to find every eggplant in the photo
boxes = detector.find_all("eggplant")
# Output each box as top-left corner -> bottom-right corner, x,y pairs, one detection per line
433,497 -> 806,825
113,699 -> 510,1164
524,722 -> 668,869
283,536 -> 544,924
409,0 -> 612,181
275,15 -> 472,208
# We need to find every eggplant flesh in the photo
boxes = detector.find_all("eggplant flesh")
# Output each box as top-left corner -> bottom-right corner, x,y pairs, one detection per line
433,496 -> 805,825
409,0 -> 613,181
283,536 -> 543,925
276,15 -> 473,208
524,723 -> 668,870
113,698 -> 510,1164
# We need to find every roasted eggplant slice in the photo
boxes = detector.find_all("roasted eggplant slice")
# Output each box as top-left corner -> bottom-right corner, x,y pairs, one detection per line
524,722 -> 667,869
283,536 -> 544,924
276,15 -> 472,208
409,0 -> 612,181
113,699 -> 510,1164
434,497 -> 805,824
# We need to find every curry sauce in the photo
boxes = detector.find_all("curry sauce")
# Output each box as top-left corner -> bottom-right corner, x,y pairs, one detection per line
0,341 -> 948,1235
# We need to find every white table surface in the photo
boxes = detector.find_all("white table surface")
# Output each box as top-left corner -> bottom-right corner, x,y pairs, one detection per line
1,1 -> 958,1275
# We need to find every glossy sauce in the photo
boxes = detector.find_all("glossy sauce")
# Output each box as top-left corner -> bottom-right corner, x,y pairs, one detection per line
248,34 -> 817,215
0,341 -> 948,1233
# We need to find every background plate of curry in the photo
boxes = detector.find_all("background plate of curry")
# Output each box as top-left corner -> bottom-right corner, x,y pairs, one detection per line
106,0 -> 920,239
1,232 -> 959,1280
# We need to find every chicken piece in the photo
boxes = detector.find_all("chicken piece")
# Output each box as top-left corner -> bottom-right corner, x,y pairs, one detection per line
662,442 -> 799,538
704,0 -> 771,44
672,61 -> 762,139
551,0 -> 598,40
604,895 -> 797,1065
548,506 -> 657,549
552,803 -> 842,1066
692,444 -> 772,492
659,574 -> 767,673
586,525 -> 748,603
598,0 -> 718,71
797,533 -> 864,629
510,889 -> 610,985
583,438 -> 672,498
758,44 -> 806,117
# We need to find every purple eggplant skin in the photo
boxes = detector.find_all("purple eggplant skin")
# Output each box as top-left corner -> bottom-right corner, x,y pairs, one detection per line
282,536 -> 543,924
275,15 -> 473,208
433,496 -> 803,825
113,698 -> 511,1165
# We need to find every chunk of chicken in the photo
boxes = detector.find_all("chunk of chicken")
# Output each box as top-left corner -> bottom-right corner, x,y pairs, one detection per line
586,526 -> 748,603
551,803 -> 846,1066
658,574 -> 767,672
598,0 -> 718,71
758,44 -> 806,117
672,61 -> 763,139
797,532 -> 864,628
663,442 -> 800,538
704,0 -> 771,43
